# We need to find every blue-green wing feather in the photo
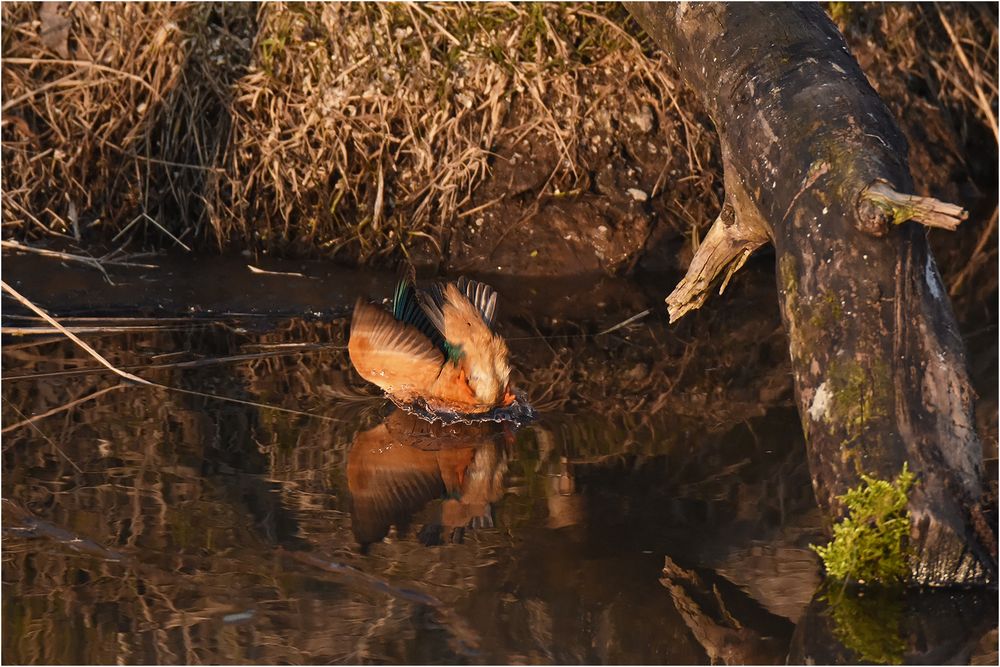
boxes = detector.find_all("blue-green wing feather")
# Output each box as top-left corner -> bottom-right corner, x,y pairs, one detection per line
392,280 -> 446,353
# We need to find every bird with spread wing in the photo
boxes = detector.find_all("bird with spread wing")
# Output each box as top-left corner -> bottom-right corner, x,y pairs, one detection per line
349,276 -> 524,417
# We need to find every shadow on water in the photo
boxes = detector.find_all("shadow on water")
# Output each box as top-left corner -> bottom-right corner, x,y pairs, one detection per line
2,264 -> 996,664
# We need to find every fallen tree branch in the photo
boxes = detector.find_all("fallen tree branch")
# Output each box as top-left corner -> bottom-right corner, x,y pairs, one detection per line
629,2 -> 994,585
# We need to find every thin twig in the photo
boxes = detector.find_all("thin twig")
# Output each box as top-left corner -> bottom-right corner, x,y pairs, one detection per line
109,214 -> 145,244
595,309 -> 651,336
2,239 -> 158,269
950,207 -> 998,295
1,384 -> 124,434
936,7 -> 999,143
152,384 -> 343,422
1,282 -> 343,422
1,397 -> 83,472
141,213 -> 191,251
1,280 -> 152,385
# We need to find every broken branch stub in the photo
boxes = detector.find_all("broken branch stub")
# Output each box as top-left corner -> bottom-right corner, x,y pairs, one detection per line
629,2 -> 994,585
860,180 -> 968,233
665,206 -> 766,322
665,154 -> 771,322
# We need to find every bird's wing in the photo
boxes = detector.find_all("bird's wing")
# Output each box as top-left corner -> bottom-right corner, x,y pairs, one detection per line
349,300 -> 444,392
415,282 -> 448,337
440,282 -> 498,350
456,276 -> 498,329
393,279 -> 446,351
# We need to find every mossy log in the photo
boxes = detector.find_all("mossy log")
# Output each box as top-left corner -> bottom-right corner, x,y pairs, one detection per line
628,2 -> 995,585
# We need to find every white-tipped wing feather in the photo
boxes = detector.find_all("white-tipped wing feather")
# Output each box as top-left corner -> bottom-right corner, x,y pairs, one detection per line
456,276 -> 498,328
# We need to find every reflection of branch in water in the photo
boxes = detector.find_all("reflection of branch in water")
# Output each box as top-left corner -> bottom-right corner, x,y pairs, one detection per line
660,556 -> 789,665
2,383 -> 124,433
3,344 -> 348,382
2,499 -> 125,562
283,550 -> 481,658
2,283 -> 349,425
1,397 -> 83,472
5,497 -> 481,660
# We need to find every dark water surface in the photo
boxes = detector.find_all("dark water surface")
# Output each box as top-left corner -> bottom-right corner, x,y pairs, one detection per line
2,257 -> 996,664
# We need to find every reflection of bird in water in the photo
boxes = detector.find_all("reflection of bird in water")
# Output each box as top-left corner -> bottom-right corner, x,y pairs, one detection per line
349,277 -> 519,416
346,410 -> 510,549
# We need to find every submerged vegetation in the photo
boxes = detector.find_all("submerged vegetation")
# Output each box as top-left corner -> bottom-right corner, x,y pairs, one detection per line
812,464 -> 916,584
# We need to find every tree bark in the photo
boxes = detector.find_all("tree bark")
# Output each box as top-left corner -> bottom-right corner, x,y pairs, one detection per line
628,2 -> 995,585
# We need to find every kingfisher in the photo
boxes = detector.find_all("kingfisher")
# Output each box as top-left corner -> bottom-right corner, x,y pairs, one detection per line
349,276 -> 518,416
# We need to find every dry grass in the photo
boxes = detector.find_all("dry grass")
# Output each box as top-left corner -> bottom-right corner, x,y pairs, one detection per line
2,2 -> 707,264
1,3 -> 254,245
1,3 -> 996,295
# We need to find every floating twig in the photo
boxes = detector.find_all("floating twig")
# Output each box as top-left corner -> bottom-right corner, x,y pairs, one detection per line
595,309 -> 651,336
247,264 -> 308,278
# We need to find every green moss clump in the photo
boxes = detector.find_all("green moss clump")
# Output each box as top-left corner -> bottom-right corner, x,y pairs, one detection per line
813,463 -> 916,583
